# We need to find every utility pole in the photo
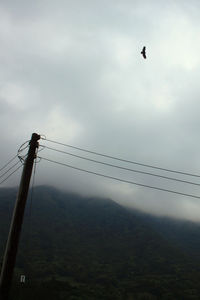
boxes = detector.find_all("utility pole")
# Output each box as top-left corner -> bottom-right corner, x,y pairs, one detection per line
0,133 -> 40,300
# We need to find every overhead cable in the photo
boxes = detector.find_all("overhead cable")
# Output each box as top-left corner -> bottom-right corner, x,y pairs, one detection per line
42,138 -> 200,178
0,165 -> 22,185
0,155 -> 18,172
17,140 -> 30,154
0,161 -> 21,180
41,145 -> 200,187
38,156 -> 200,200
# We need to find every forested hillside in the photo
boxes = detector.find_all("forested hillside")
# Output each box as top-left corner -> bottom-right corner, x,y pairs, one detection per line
1,186 -> 200,299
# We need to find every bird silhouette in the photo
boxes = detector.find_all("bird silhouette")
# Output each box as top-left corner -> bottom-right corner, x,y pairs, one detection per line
141,46 -> 146,59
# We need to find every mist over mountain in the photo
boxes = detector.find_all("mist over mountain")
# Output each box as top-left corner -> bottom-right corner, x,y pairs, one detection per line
1,186 -> 200,299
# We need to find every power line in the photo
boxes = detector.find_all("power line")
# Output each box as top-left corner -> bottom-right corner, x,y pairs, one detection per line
41,145 -> 200,187
26,149 -> 37,281
42,138 -> 200,178
0,140 -> 29,174
0,165 -> 22,186
17,140 -> 30,154
0,161 -> 21,180
38,155 -> 200,200
0,155 -> 18,172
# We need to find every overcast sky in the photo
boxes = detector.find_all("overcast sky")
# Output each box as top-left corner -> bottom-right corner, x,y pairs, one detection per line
1,0 -> 200,221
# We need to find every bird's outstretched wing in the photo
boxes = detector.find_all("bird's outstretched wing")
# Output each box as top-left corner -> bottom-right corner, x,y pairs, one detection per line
141,46 -> 146,59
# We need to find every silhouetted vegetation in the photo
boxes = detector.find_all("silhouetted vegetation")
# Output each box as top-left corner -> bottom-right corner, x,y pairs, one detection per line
1,186 -> 200,299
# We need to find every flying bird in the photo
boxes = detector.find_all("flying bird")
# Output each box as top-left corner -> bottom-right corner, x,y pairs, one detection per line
141,46 -> 146,59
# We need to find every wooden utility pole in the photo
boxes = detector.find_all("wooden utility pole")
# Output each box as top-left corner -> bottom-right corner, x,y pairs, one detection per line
0,133 -> 40,300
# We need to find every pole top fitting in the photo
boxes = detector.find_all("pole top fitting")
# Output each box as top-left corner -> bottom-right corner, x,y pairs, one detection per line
32,133 -> 41,141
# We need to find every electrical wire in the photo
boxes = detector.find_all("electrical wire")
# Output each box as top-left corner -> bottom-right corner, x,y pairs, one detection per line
0,165 -> 22,185
26,149 -> 37,280
0,161 -> 21,180
0,140 -> 29,184
17,140 -> 30,164
42,138 -> 200,178
38,155 -> 200,200
0,155 -> 18,172
17,140 -> 30,154
29,152 -> 37,215
41,145 -> 200,187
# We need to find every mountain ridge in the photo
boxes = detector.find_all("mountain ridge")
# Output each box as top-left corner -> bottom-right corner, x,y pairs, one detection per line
1,186 -> 200,299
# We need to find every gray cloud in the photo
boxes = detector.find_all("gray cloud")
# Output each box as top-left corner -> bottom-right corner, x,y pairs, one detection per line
1,0 -> 200,221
